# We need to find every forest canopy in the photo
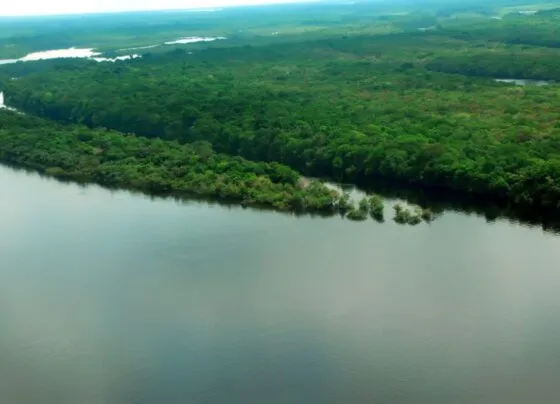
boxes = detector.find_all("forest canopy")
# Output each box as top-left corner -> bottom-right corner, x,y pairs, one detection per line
1,1 -> 560,214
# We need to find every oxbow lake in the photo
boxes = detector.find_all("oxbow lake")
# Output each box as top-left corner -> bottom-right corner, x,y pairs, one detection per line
1,165 -> 560,403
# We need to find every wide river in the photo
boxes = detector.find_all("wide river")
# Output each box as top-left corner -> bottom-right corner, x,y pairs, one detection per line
1,165 -> 560,404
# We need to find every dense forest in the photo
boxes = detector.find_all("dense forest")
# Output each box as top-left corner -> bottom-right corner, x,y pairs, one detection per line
1,1 -> 560,218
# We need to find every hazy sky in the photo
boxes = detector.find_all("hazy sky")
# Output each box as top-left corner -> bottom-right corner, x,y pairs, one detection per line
0,0 -> 310,16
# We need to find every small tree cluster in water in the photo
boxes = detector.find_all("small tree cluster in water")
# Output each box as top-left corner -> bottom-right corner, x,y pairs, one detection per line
393,204 -> 436,226
343,194 -> 385,222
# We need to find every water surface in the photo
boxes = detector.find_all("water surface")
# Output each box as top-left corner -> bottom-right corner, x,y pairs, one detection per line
1,165 -> 560,404
495,78 -> 551,86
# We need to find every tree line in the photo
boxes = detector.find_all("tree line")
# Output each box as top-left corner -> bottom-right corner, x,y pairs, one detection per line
0,110 -> 349,214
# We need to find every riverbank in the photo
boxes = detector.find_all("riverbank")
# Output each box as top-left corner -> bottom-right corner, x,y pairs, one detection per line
3,106 -> 560,230
0,110 -> 346,216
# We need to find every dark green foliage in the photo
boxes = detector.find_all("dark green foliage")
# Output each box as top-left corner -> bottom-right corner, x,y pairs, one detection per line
427,50 -> 560,81
346,207 -> 368,221
421,208 -> 436,223
358,198 -> 370,213
393,205 -> 410,225
440,9 -> 560,48
336,192 -> 352,214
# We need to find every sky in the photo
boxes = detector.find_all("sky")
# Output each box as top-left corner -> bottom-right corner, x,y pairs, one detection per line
0,0 -> 311,16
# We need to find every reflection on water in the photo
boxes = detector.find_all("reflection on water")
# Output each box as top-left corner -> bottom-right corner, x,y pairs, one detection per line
1,165 -> 560,404
325,177 -> 560,234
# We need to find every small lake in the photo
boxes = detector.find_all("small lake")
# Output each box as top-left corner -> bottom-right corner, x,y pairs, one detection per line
1,165 -> 560,403
164,36 -> 227,45
495,78 -> 551,86
0,48 -> 140,65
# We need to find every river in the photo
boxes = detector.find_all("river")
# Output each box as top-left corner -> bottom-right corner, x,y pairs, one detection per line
1,164 -> 560,404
